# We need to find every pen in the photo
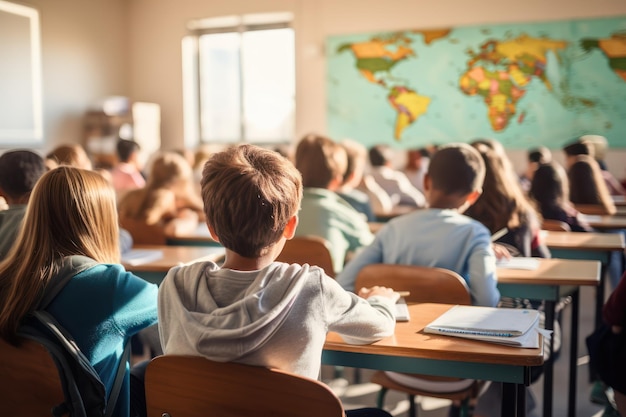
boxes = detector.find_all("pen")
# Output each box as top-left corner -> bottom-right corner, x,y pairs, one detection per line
491,227 -> 508,242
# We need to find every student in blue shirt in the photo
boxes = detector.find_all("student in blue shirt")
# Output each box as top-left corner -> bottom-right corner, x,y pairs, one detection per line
338,143 -> 500,308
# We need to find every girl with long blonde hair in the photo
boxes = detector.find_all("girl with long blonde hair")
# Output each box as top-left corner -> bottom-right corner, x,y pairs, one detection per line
117,151 -> 204,239
0,166 -> 157,417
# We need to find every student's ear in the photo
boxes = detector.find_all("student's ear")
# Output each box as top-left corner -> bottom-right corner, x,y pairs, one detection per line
423,173 -> 431,192
327,175 -> 343,192
283,215 -> 299,240
207,224 -> 220,243
465,188 -> 482,206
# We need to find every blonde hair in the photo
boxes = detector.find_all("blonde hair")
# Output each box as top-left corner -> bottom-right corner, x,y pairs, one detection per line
0,166 -> 120,340
146,152 -> 193,190
118,151 -> 202,223
46,144 -> 93,170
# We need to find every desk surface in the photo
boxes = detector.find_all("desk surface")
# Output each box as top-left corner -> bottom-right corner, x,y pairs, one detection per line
165,223 -> 220,245
613,195 -> 626,206
543,230 -> 625,252
123,244 -> 225,273
580,214 -> 626,230
325,303 -> 543,368
496,258 -> 600,287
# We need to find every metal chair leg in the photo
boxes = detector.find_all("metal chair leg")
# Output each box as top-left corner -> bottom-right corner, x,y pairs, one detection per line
408,394 -> 417,417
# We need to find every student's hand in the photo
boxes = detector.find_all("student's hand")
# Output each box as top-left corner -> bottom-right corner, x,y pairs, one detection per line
611,325 -> 623,335
358,286 -> 400,303
492,243 -> 511,261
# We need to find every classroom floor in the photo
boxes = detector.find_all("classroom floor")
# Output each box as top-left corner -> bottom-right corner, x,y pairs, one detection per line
320,285 -> 610,417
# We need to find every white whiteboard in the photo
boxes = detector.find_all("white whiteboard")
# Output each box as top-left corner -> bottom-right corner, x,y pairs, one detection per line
0,1 -> 42,145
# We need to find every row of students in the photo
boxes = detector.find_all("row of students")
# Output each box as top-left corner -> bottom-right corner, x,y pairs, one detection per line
0,143 -> 399,417
0,135 -> 617,416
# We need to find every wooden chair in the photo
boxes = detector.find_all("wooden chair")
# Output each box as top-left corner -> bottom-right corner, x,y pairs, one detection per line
541,219 -> 571,232
0,338 -> 66,416
144,355 -> 345,417
119,217 -> 167,245
355,264 -> 480,417
276,235 -> 335,278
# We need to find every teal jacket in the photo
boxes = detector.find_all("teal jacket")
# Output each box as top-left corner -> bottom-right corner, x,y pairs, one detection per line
47,263 -> 158,417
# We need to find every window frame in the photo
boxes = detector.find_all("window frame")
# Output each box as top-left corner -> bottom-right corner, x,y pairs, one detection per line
183,14 -> 295,148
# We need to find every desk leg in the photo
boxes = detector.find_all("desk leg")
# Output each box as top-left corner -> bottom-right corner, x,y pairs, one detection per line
543,300 -> 555,417
568,289 -> 580,417
591,263 -> 607,384
595,263 -> 607,331
503,382 -> 526,416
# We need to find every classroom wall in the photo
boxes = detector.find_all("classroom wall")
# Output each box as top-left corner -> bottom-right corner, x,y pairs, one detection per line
128,0 -> 626,178
11,0 -> 129,153
9,1 -> 623,176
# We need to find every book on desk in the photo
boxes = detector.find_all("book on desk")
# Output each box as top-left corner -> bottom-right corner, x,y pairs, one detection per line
424,305 -> 544,348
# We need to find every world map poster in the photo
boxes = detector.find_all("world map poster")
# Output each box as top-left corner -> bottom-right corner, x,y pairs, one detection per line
326,16 -> 626,149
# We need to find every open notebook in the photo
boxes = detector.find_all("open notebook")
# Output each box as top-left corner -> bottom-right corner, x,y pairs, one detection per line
424,305 -> 542,348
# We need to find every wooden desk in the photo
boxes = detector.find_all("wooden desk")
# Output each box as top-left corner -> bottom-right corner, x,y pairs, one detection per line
543,230 -> 624,254
580,214 -> 626,230
165,223 -> 222,247
497,258 -> 600,417
323,303 -> 543,417
612,195 -> 626,206
543,230 -> 624,330
122,245 -> 225,285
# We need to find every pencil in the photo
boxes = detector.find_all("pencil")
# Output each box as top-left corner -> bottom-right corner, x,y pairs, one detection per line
396,291 -> 410,297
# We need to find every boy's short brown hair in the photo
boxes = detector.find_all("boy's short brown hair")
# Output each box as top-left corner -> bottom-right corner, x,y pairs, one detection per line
295,134 -> 347,188
201,144 -> 303,258
428,143 -> 485,196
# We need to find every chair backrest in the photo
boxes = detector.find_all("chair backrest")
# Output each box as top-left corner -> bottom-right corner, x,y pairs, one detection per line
276,235 -> 335,278
541,219 -> 571,232
119,217 -> 167,245
0,338 -> 66,416
355,264 -> 471,305
145,355 -> 345,417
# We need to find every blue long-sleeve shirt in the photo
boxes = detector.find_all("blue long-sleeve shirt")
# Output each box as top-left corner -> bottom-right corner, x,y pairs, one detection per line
337,208 -> 500,307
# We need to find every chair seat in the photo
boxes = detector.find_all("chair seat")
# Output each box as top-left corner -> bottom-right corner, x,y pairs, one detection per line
371,371 -> 481,401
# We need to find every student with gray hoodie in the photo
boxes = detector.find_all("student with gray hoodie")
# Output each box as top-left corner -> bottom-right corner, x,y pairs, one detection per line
158,144 -> 397,416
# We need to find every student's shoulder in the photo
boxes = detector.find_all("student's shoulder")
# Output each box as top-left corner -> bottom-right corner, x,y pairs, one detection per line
163,260 -> 219,284
72,263 -> 157,294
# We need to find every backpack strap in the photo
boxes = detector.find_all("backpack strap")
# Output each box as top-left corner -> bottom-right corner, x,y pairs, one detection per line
38,255 -> 98,309
19,313 -> 93,417
105,340 -> 131,417
32,311 -> 130,417
34,255 -> 130,416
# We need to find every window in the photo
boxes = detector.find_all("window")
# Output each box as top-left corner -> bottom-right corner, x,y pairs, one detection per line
183,13 -> 295,146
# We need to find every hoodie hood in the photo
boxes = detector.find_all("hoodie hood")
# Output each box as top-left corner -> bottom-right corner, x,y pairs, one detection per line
158,261 -> 309,361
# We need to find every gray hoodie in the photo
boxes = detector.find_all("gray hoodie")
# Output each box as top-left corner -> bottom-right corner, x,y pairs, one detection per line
158,260 -> 396,379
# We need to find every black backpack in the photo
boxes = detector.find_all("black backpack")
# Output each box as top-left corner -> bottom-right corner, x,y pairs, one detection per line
17,255 -> 130,417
